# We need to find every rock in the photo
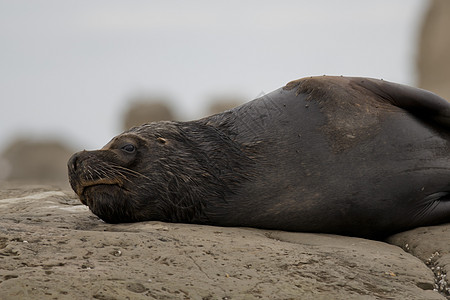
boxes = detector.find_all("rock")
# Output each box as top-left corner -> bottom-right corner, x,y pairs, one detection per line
0,139 -> 74,188
388,224 -> 450,297
207,97 -> 245,115
417,0 -> 450,100
0,183 -> 445,299
123,99 -> 175,130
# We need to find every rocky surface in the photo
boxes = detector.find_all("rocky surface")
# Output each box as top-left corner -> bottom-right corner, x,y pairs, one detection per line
0,183 -> 447,299
388,226 -> 450,297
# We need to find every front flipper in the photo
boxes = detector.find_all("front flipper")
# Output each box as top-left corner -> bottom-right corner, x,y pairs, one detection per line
412,192 -> 450,227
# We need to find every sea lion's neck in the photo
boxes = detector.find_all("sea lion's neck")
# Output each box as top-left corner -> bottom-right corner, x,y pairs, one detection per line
160,120 -> 255,224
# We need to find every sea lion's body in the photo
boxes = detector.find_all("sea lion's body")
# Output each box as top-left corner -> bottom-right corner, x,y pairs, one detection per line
68,76 -> 450,238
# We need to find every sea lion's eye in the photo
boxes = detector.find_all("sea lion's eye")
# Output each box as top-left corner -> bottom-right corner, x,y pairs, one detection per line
121,144 -> 136,153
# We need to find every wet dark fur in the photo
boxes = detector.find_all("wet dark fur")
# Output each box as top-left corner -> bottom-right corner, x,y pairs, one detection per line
68,121 -> 257,224
69,76 -> 450,239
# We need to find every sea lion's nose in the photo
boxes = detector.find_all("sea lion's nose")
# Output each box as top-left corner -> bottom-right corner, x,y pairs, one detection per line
68,153 -> 79,172
68,151 -> 84,172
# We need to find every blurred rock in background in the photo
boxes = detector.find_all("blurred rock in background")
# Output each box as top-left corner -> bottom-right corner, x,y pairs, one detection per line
207,96 -> 245,116
122,96 -> 175,131
417,0 -> 450,100
0,138 -> 74,188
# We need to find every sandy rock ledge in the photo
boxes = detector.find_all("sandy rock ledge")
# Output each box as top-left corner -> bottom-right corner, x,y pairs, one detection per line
0,183 -> 445,299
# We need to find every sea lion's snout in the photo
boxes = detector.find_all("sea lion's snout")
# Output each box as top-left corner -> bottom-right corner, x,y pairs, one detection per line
67,151 -> 84,174
67,144 -> 158,223
67,152 -> 80,192
67,151 -> 91,193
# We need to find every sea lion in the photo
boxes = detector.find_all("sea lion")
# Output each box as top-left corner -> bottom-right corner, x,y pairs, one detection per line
68,76 -> 450,238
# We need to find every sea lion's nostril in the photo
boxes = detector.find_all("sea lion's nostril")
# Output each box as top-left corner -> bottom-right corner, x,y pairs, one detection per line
68,153 -> 80,172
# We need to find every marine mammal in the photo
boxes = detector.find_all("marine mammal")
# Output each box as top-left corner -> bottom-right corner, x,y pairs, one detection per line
68,76 -> 450,238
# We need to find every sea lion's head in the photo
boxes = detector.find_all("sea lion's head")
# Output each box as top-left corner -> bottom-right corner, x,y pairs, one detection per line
68,120 -> 249,224
68,121 -> 187,223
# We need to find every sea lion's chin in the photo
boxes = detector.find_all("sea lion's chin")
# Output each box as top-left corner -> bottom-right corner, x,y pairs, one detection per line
78,183 -> 121,205
81,184 -> 130,222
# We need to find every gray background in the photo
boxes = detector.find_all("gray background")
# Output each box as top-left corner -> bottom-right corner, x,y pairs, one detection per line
0,0 -> 427,151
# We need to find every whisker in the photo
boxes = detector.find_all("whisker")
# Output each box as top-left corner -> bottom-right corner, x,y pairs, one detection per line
92,168 -> 104,178
110,164 -> 152,181
99,164 -> 133,185
101,165 -> 133,183
87,168 -> 94,181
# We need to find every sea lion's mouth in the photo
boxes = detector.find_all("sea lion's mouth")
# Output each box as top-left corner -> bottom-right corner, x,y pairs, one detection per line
83,183 -> 120,192
77,179 -> 123,205
77,177 -> 122,193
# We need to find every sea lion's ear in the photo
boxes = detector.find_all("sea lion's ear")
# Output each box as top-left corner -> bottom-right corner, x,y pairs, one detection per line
156,137 -> 167,144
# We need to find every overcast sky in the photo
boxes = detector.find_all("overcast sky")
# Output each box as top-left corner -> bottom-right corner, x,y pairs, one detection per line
0,0 -> 428,152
